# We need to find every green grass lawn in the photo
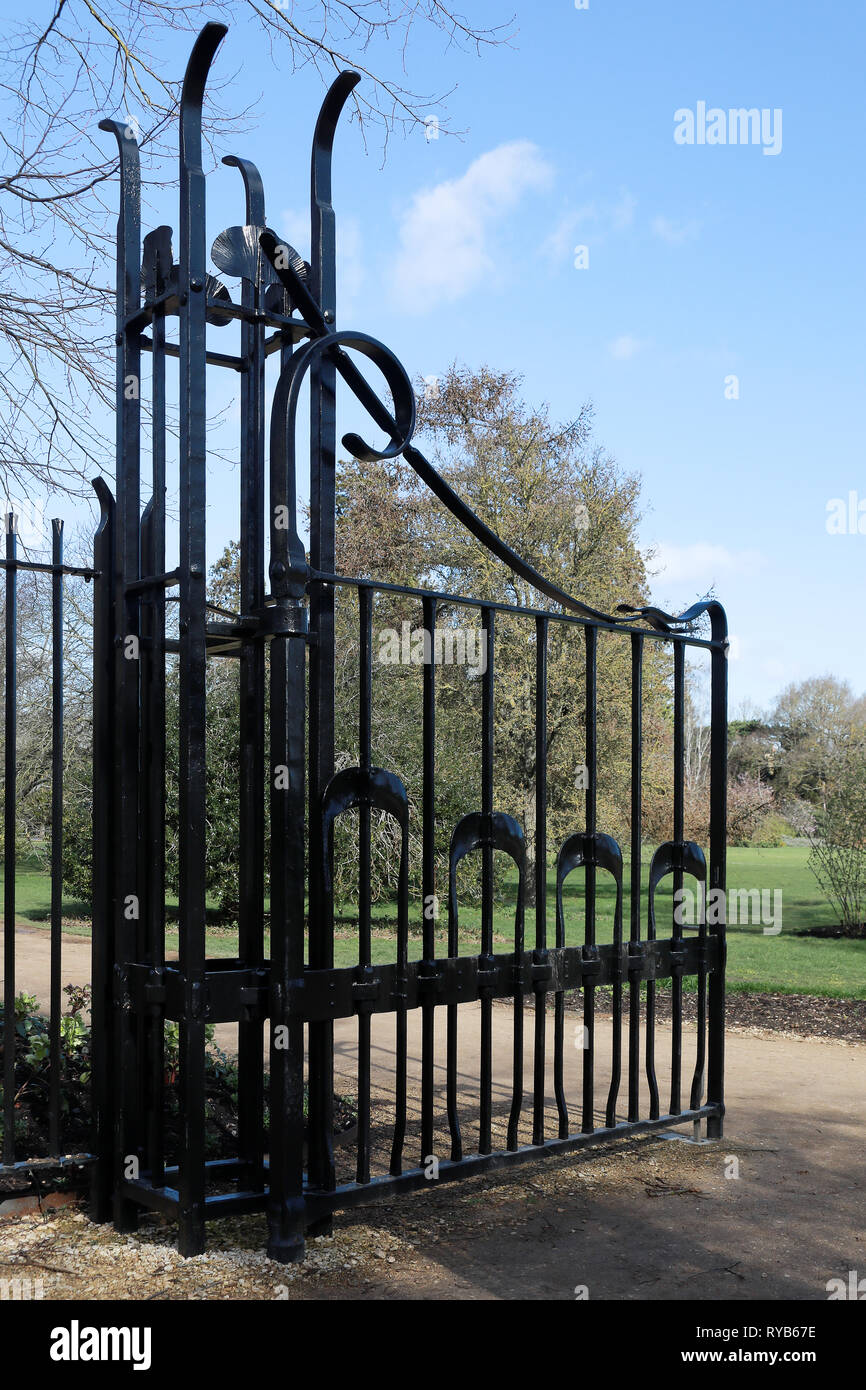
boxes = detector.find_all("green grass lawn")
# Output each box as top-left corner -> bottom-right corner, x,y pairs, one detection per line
6,845 -> 865,1000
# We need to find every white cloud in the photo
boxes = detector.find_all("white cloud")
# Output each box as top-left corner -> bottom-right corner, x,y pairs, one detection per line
540,187 -> 636,264
651,214 -> 700,246
391,141 -> 554,313
540,204 -> 597,263
651,542 -> 766,586
608,334 -> 643,360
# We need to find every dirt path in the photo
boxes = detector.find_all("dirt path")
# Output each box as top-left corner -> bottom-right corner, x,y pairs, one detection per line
5,926 -> 865,1300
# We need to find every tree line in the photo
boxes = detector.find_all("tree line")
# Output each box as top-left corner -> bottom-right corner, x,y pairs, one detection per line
4,364 -> 823,926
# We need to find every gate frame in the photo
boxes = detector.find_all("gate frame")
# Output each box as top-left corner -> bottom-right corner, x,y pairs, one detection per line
87,21 -> 727,1262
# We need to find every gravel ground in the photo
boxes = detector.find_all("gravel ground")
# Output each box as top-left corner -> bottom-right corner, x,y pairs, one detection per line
0,1204 -> 412,1300
1,977 -> 862,1301
0,1135 -> 729,1301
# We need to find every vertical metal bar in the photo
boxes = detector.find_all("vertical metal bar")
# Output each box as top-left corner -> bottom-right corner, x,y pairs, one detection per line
552,627 -> 568,1139
582,625 -> 597,1133
706,608 -> 728,1139
266,619 -> 307,1262
226,157 -> 267,1194
479,607 -> 494,1155
531,616 -> 548,1146
48,521 -> 64,1155
670,641 -> 685,1115
306,76 -> 357,1226
506,865 -> 525,1152
141,228 -> 167,1191
389,807 -> 410,1176
446,849 -> 462,1162
553,887 -> 569,1134
139,501 -> 163,1189
2,517 -> 17,1163
175,24 -> 226,1256
605,870 -> 623,1129
356,587 -> 372,1184
90,480 -> 115,1220
628,633 -> 643,1123
689,854 -> 709,1112
98,116 -> 142,1236
266,345 -> 309,1263
420,594 -> 437,1164
645,803 -> 660,1120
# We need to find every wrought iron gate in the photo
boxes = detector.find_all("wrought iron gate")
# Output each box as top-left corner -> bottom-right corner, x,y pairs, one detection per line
3,22 -> 728,1263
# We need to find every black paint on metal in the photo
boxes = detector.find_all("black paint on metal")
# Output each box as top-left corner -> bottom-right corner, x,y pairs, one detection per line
0,23 -> 729,1254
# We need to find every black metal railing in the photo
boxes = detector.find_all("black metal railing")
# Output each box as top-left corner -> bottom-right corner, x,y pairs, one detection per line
290,574 -> 727,1239
0,514 -> 99,1173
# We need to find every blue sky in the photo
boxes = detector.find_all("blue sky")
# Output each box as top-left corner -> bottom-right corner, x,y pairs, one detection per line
7,0 -> 865,715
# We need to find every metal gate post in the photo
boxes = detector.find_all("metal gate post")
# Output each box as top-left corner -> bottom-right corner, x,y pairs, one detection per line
305,72 -> 358,1236
98,113 -> 143,1235
90,480 -> 116,1222
175,23 -> 227,1258
706,603 -> 728,1140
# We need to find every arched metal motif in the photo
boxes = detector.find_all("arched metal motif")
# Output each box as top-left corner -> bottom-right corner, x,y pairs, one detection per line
646,840 -> 709,1119
322,767 -> 411,1181
555,832 -> 624,1131
447,812 -> 526,1158
86,21 -> 728,1264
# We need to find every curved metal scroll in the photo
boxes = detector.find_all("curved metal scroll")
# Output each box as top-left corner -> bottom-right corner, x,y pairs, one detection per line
555,832 -> 624,1131
268,327 -> 415,608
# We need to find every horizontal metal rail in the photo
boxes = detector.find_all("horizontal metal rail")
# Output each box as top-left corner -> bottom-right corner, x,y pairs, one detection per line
0,559 -> 99,580
308,571 -> 723,649
120,939 -> 719,1024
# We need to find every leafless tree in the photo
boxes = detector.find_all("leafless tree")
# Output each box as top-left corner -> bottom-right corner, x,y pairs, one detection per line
0,1 -> 514,500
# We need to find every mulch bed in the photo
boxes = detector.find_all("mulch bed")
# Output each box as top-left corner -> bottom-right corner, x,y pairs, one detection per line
554,988 -> 866,1043
675,989 -> 866,1043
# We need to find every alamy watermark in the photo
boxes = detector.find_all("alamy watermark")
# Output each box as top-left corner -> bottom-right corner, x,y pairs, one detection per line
826,1271 -> 866,1300
826,491 -> 866,535
1,1276 -> 44,1300
378,621 -> 487,675
674,886 -> 782,935
674,103 -> 782,157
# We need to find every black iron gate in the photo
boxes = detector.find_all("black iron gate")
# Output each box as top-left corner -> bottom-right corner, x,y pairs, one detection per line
2,22 -> 728,1264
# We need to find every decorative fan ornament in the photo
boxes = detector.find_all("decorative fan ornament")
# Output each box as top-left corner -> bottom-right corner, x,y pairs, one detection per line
211,224 -> 307,290
204,275 -> 234,326
141,225 -> 174,293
